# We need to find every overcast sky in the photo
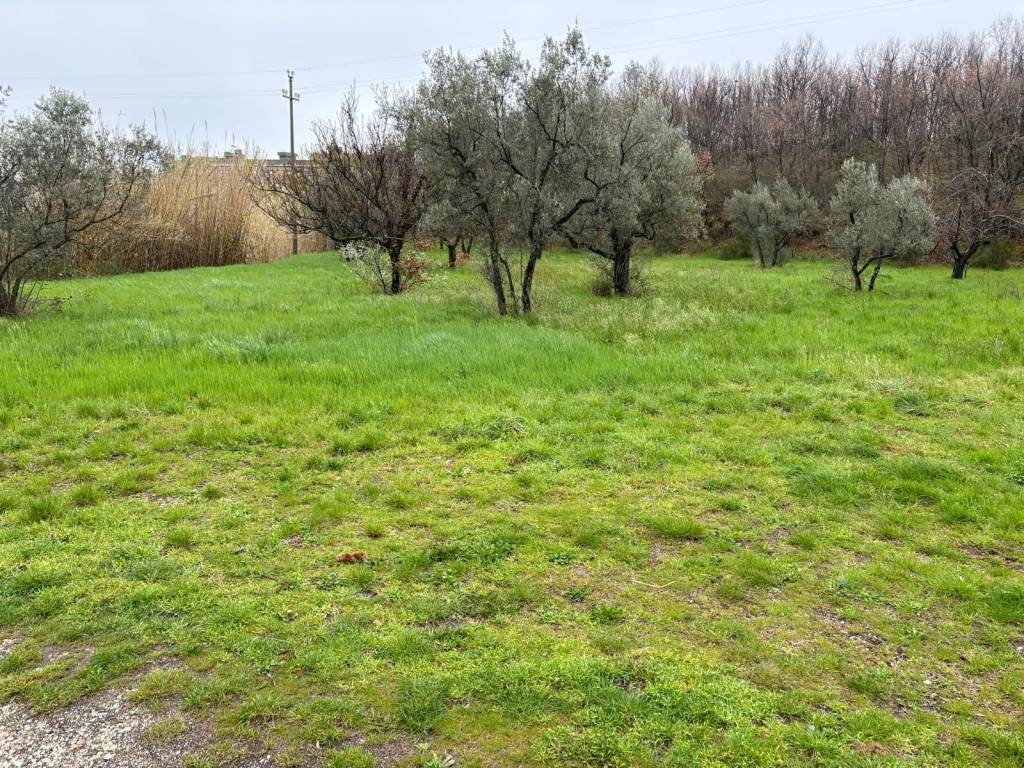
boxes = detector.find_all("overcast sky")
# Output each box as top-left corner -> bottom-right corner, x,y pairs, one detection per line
1,0 -> 1017,154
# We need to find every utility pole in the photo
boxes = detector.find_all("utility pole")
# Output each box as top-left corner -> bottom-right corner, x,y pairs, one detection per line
282,70 -> 301,255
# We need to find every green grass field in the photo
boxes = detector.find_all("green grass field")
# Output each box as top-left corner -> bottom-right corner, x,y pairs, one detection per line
1,252 -> 1023,767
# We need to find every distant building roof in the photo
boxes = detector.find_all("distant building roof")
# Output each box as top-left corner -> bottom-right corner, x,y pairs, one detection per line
198,150 -> 308,170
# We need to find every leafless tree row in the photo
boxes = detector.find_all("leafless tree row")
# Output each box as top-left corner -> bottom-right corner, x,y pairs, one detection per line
660,16 -> 1024,275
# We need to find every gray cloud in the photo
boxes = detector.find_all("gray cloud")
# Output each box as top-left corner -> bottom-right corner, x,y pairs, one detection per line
2,0 -> 1015,154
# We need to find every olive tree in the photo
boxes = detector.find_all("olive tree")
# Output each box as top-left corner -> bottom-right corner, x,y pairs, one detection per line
419,196 -> 473,268
255,89 -> 426,295
491,30 -> 611,312
411,30 -> 610,315
409,48 -> 516,313
829,159 -> 936,291
725,178 -> 817,268
0,89 -> 161,317
557,65 -> 702,296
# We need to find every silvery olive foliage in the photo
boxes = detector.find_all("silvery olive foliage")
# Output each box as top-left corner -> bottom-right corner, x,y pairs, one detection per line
725,179 -> 817,268
558,64 -> 702,296
0,89 -> 162,316
493,30 -> 612,313
339,242 -> 427,294
408,46 -> 516,314
829,159 -> 937,291
411,29 -> 616,314
419,196 -> 473,268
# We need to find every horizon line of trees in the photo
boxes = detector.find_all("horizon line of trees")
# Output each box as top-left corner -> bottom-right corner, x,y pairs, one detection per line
662,16 -> 1024,278
254,17 -> 1022,309
2,17 -> 1023,317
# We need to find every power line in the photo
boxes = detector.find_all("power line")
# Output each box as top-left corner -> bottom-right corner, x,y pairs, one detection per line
267,0 -> 951,100
78,89 -> 279,99
78,75 -> 417,101
604,0 -> 951,56
10,0 -> 949,102
5,0 -> 769,83
291,0 -> 773,74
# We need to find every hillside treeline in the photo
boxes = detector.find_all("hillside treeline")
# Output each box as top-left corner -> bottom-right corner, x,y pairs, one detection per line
658,17 -> 1024,232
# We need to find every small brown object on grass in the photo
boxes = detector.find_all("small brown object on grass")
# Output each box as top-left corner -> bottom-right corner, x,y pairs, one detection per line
337,551 -> 368,564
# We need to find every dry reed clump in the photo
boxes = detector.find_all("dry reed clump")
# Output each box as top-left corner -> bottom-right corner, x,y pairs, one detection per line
75,156 -> 331,275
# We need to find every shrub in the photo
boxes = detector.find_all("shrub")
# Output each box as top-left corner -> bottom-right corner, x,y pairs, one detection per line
725,179 -> 817,268
973,240 -> 1018,270
829,159 -> 936,291
716,236 -> 753,261
340,243 -> 427,294
587,253 -> 650,297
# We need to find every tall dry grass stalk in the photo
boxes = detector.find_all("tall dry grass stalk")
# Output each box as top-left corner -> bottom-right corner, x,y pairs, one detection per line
76,156 -> 330,275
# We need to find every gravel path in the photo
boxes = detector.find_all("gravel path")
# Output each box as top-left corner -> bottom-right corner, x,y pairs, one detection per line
1,691 -> 175,768
0,638 -> 272,768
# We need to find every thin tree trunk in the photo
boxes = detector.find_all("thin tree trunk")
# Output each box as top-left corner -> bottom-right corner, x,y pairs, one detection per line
851,255 -> 863,291
521,242 -> 543,314
755,239 -> 768,268
612,238 -> 633,296
868,259 -> 883,291
771,238 -> 787,268
486,232 -> 507,316
447,242 -> 457,269
388,244 -> 403,294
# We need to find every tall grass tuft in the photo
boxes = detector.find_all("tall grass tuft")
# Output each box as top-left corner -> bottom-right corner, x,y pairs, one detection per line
75,156 -> 330,274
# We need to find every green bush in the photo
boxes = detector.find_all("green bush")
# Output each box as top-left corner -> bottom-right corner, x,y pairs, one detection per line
973,240 -> 1019,270
716,236 -> 752,261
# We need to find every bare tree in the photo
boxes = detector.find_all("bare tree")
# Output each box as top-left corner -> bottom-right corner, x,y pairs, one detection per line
933,20 -> 1024,278
725,178 -> 817,268
652,16 -> 1024,248
830,159 -> 936,291
0,89 -> 161,317
255,90 -> 426,294
935,167 -> 1024,279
